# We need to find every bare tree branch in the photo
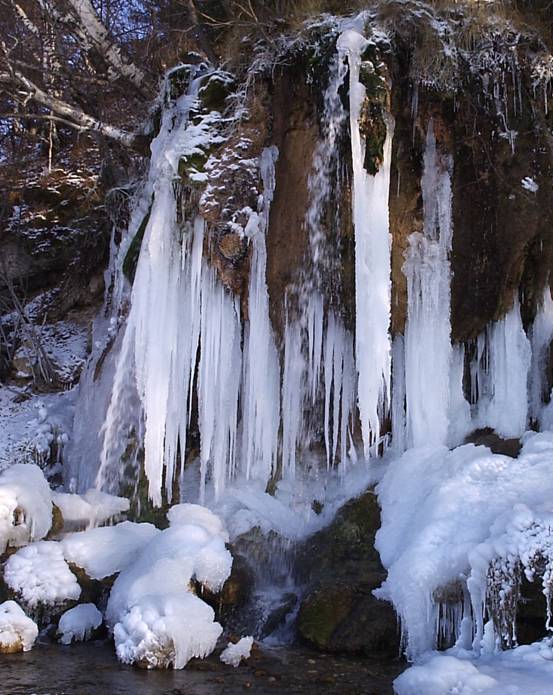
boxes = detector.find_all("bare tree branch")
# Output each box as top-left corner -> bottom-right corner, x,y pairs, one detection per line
0,68 -> 134,145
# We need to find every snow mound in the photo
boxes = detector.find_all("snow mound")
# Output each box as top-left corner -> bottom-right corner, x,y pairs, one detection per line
106,504 -> 232,669
220,636 -> 254,667
53,489 -> 129,530
376,433 -> 553,658
58,603 -> 103,645
394,654 -> 497,694
395,640 -> 553,695
61,521 -> 159,580
0,464 -> 52,553
0,601 -> 38,653
4,541 -> 81,608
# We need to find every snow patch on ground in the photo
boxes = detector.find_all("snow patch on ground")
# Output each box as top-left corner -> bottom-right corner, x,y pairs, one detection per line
0,387 -> 76,472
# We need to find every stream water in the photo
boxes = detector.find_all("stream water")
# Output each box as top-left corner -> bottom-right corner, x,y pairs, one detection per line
3,639 -> 404,695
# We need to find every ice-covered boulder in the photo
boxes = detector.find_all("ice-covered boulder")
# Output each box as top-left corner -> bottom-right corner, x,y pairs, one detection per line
58,603 -> 103,645
220,636 -> 254,667
61,521 -> 159,580
0,600 -> 38,653
52,489 -> 129,531
0,464 -> 52,553
107,504 -> 232,669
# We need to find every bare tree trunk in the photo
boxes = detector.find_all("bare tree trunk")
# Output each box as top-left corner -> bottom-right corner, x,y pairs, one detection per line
65,0 -> 148,90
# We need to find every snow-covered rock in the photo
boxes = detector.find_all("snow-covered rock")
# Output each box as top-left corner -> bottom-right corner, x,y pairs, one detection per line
0,601 -> 38,653
4,540 -> 81,609
0,464 -> 52,553
61,521 -> 159,580
58,603 -> 103,645
107,504 -> 232,669
52,489 -> 129,531
220,636 -> 254,667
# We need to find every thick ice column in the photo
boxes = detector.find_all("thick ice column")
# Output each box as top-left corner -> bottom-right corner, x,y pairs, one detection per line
403,121 -> 459,448
338,29 -> 393,458
480,298 -> 531,438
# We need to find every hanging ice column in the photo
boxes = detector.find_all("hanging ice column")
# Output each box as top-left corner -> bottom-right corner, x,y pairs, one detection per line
529,286 -> 553,428
338,28 -> 393,457
240,147 -> 281,484
402,121 -> 463,448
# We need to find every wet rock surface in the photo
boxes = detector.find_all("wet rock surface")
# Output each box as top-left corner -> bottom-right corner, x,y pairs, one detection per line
2,638 -> 405,694
295,491 -> 400,657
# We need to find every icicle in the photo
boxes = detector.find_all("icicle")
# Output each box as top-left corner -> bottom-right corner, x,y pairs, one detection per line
322,312 -> 355,471
198,266 -> 242,502
391,335 -> 406,454
241,147 -> 281,486
448,344 -> 472,447
306,293 -> 324,404
338,28 -> 393,458
281,319 -> 305,479
403,121 -> 458,448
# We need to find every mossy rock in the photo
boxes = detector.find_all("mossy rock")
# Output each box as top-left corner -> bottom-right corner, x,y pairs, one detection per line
297,586 -> 353,649
198,72 -> 235,112
294,490 -> 400,656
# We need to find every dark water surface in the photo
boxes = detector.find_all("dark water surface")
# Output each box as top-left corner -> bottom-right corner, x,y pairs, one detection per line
2,639 -> 404,695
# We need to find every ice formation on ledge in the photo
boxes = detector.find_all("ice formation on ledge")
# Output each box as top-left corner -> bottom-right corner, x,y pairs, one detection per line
472,298 -> 531,438
220,636 -> 254,667
375,431 -> 553,660
0,464 -> 52,553
58,603 -> 103,645
61,521 -> 159,580
52,489 -> 129,530
106,504 -> 231,669
4,541 -> 81,609
338,27 -> 393,458
0,601 -> 38,653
